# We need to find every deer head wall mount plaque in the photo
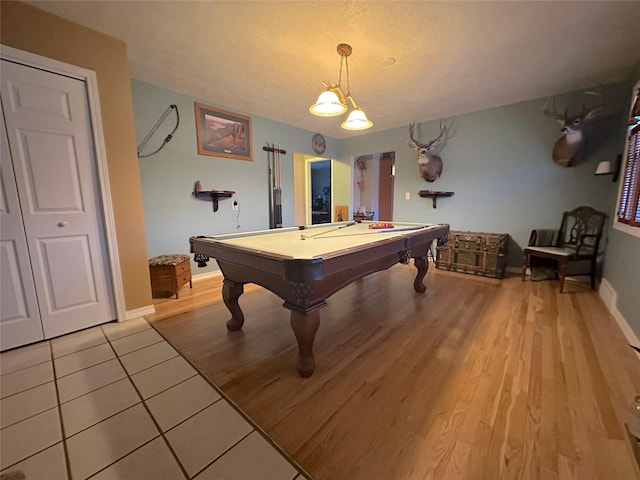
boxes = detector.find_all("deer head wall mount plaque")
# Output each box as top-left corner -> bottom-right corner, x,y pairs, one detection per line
543,86 -> 604,168
408,119 -> 449,182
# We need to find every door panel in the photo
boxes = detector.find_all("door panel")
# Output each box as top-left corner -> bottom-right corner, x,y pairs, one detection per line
378,154 -> 394,221
17,130 -> 84,212
1,60 -> 115,340
36,235 -> 98,311
0,101 -> 44,349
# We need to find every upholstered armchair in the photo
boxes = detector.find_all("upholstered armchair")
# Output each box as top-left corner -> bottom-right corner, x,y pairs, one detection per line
522,206 -> 607,292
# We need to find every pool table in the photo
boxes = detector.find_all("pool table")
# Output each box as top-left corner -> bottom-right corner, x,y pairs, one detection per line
190,221 -> 449,377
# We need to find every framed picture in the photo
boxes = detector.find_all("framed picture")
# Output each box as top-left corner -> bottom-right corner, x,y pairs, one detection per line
335,205 -> 348,222
194,102 -> 252,160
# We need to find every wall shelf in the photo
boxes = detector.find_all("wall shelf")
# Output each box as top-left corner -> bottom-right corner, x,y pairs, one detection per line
192,190 -> 235,212
418,190 -> 454,209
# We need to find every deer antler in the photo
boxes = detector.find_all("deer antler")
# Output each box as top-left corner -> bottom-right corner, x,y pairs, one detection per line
409,121 -> 429,149
543,96 -> 565,120
426,119 -> 448,150
582,84 -> 604,118
544,84 -> 605,120
409,120 -> 448,150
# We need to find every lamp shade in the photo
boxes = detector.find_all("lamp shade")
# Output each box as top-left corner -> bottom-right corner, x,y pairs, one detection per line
341,108 -> 373,131
594,160 -> 613,175
309,90 -> 347,117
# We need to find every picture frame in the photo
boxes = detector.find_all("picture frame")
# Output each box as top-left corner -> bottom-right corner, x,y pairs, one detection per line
194,102 -> 252,161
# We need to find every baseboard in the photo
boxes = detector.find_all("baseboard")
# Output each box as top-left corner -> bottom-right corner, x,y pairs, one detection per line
121,272 -> 221,321
599,277 -> 640,359
192,270 -> 223,281
125,304 -> 156,320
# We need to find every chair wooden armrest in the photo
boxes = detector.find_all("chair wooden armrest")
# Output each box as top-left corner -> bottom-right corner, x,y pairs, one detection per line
575,233 -> 599,256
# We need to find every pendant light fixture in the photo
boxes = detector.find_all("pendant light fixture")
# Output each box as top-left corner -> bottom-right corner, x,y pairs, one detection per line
309,43 -> 373,131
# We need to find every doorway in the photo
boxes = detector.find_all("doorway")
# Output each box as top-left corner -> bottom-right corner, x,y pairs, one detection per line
352,152 -> 395,221
310,160 -> 331,224
293,152 -> 352,226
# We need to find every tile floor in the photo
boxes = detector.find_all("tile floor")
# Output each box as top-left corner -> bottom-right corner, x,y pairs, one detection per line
0,318 -> 310,480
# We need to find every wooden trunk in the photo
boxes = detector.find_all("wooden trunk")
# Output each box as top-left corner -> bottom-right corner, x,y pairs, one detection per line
436,231 -> 508,279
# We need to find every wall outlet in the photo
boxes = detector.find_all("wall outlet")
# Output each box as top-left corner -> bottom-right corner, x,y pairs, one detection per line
405,192 -> 411,200
232,200 -> 238,210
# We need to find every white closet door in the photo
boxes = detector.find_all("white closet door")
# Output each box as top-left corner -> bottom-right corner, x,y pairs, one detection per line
0,101 -> 44,350
1,59 -> 115,340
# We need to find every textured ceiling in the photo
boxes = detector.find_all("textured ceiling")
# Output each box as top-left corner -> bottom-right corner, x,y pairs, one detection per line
26,1 -> 640,139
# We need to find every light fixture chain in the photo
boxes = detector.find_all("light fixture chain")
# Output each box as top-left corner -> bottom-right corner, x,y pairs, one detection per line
345,56 -> 351,96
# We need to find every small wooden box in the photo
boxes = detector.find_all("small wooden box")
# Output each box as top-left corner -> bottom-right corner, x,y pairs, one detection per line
436,231 -> 508,279
353,212 -> 374,222
149,254 -> 192,299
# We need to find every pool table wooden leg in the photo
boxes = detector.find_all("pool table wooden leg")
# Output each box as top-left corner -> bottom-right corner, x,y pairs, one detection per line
290,309 -> 321,378
413,255 -> 429,293
222,279 -> 245,331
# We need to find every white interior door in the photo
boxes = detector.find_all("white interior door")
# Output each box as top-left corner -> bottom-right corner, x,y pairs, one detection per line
0,101 -> 44,349
1,59 -> 115,341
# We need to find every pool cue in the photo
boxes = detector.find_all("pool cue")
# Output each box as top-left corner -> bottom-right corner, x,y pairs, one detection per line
312,225 -> 425,239
303,222 -> 356,239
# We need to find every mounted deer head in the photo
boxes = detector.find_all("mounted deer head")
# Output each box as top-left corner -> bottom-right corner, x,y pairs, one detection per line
409,119 -> 448,182
543,87 -> 603,167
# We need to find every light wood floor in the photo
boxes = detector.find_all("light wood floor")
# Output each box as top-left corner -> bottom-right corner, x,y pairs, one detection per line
146,266 -> 640,480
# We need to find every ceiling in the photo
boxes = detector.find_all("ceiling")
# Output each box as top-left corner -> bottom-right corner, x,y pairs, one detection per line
26,1 -> 640,139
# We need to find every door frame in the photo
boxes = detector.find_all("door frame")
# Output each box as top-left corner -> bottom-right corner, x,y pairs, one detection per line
307,158 -> 332,224
1,44 -> 126,323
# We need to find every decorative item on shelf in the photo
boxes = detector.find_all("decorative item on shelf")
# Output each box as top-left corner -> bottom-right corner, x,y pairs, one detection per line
594,154 -> 621,182
192,181 -> 235,212
353,208 -> 374,222
309,43 -> 373,131
355,156 -> 366,190
418,190 -> 454,208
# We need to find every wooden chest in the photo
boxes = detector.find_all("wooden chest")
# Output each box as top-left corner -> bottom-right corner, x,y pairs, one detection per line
436,231 -> 508,279
149,254 -> 192,299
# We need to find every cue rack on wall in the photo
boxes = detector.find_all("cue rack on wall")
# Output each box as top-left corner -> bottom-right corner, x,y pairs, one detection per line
263,143 -> 286,229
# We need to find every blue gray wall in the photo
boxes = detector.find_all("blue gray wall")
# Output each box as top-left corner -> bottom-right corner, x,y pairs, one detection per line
600,75 -> 640,332
132,79 -> 340,263
339,86 -> 627,265
132,79 -> 638,333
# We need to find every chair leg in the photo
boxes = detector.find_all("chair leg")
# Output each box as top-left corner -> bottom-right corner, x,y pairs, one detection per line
590,258 -> 596,289
522,253 -> 528,281
558,260 -> 567,293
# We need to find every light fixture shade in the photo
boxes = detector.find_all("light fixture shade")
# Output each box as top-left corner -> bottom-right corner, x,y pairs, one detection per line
594,160 -> 613,175
341,108 -> 373,130
310,90 -> 347,117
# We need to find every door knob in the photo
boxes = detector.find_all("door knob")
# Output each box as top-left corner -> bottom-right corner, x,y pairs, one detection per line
57,221 -> 67,227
